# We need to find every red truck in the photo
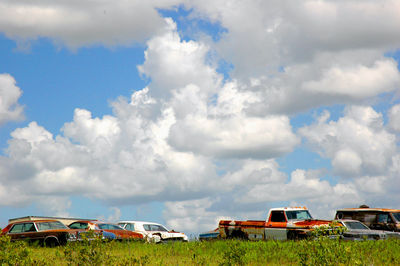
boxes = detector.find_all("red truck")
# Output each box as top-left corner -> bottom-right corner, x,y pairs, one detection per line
219,207 -> 332,240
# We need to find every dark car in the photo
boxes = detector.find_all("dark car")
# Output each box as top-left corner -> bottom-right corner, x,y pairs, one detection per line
68,221 -> 144,240
335,206 -> 400,232
1,220 -> 78,246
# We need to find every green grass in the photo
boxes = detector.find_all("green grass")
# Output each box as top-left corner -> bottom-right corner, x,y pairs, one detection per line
1,237 -> 400,265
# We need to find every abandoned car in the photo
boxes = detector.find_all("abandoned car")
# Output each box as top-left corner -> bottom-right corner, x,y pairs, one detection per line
335,206 -> 400,232
118,221 -> 188,242
219,207 -> 333,240
198,228 -> 219,241
334,220 -> 400,240
1,220 -> 78,246
68,221 -> 144,240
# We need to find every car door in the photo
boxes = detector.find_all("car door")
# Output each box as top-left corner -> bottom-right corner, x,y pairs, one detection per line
265,211 -> 288,240
21,222 -> 41,242
8,223 -> 39,242
375,213 -> 396,231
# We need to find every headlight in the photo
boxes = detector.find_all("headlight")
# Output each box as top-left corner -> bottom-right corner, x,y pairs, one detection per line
68,233 -> 77,240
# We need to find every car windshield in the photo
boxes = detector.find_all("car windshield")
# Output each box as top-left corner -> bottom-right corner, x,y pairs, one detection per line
343,221 -> 370,230
36,221 -> 68,231
143,224 -> 168,232
392,213 -> 400,222
69,222 -> 89,229
98,224 -> 123,230
285,210 -> 312,220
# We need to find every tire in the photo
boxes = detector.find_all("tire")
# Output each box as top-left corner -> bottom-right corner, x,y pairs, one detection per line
287,230 -> 303,240
44,237 -> 59,247
230,230 -> 248,240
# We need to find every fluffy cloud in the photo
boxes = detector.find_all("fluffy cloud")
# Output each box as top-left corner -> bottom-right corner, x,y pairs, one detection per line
187,0 -> 400,74
169,107 -> 299,159
1,1 -> 400,234
302,59 -> 400,99
298,106 -> 400,215
184,1 -> 400,115
300,106 -> 397,177
138,18 -> 222,99
0,74 -> 24,125
0,20 -> 298,227
0,0 -> 180,49
388,104 -> 400,132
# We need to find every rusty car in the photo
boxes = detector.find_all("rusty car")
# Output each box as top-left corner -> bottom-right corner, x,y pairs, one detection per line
219,207 -> 334,240
335,206 -> 400,232
1,219 -> 78,246
68,220 -> 144,240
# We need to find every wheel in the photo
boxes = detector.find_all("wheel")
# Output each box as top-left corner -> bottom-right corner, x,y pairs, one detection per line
44,237 -> 59,247
230,230 -> 248,240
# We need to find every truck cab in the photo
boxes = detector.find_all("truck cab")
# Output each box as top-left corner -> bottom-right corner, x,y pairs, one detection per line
264,207 -> 313,240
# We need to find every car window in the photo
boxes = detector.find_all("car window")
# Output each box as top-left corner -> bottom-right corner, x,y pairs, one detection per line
344,221 -> 370,230
125,224 -> 135,231
9,224 -> 24,233
377,213 -> 393,223
98,224 -> 121,230
286,210 -> 312,220
270,211 -> 286,222
69,222 -> 89,229
24,223 -> 36,232
98,224 -> 109,230
118,223 -> 126,229
108,224 -> 122,230
143,224 -> 152,231
154,225 -> 168,232
37,222 -> 51,231
391,213 -> 400,222
37,221 -> 68,231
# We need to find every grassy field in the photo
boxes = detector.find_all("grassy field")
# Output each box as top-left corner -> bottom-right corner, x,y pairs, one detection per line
1,237 -> 400,265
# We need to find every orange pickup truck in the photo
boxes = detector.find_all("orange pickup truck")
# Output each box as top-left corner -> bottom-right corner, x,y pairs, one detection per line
219,207 -> 332,240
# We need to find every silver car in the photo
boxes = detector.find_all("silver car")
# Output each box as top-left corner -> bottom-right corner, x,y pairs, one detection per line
336,220 -> 400,240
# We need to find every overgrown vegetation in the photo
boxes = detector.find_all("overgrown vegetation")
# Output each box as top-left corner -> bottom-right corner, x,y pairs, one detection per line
0,233 -> 399,265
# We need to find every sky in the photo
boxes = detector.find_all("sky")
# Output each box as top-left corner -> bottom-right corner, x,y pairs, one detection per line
0,0 -> 400,235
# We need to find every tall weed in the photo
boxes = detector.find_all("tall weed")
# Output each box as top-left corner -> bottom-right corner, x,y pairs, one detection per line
0,234 -> 33,265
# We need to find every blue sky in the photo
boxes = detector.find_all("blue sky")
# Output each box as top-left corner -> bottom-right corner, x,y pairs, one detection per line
0,1 -> 400,234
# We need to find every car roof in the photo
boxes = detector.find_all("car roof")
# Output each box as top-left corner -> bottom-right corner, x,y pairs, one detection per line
336,208 -> 400,213
269,207 -> 309,211
90,221 -> 120,225
69,220 -> 121,226
335,219 -> 364,223
118,221 -> 163,226
10,219 -> 62,225
69,220 -> 98,223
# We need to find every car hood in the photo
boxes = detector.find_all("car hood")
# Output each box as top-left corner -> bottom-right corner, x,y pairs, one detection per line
288,219 -> 333,229
343,229 -> 387,239
147,231 -> 187,239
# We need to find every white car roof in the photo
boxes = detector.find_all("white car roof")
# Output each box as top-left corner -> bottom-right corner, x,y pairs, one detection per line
269,207 -> 309,211
118,221 -> 164,226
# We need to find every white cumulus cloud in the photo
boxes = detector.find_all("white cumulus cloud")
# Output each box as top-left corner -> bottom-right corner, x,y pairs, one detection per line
1,1 -> 400,233
0,0 -> 180,49
0,74 -> 24,125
